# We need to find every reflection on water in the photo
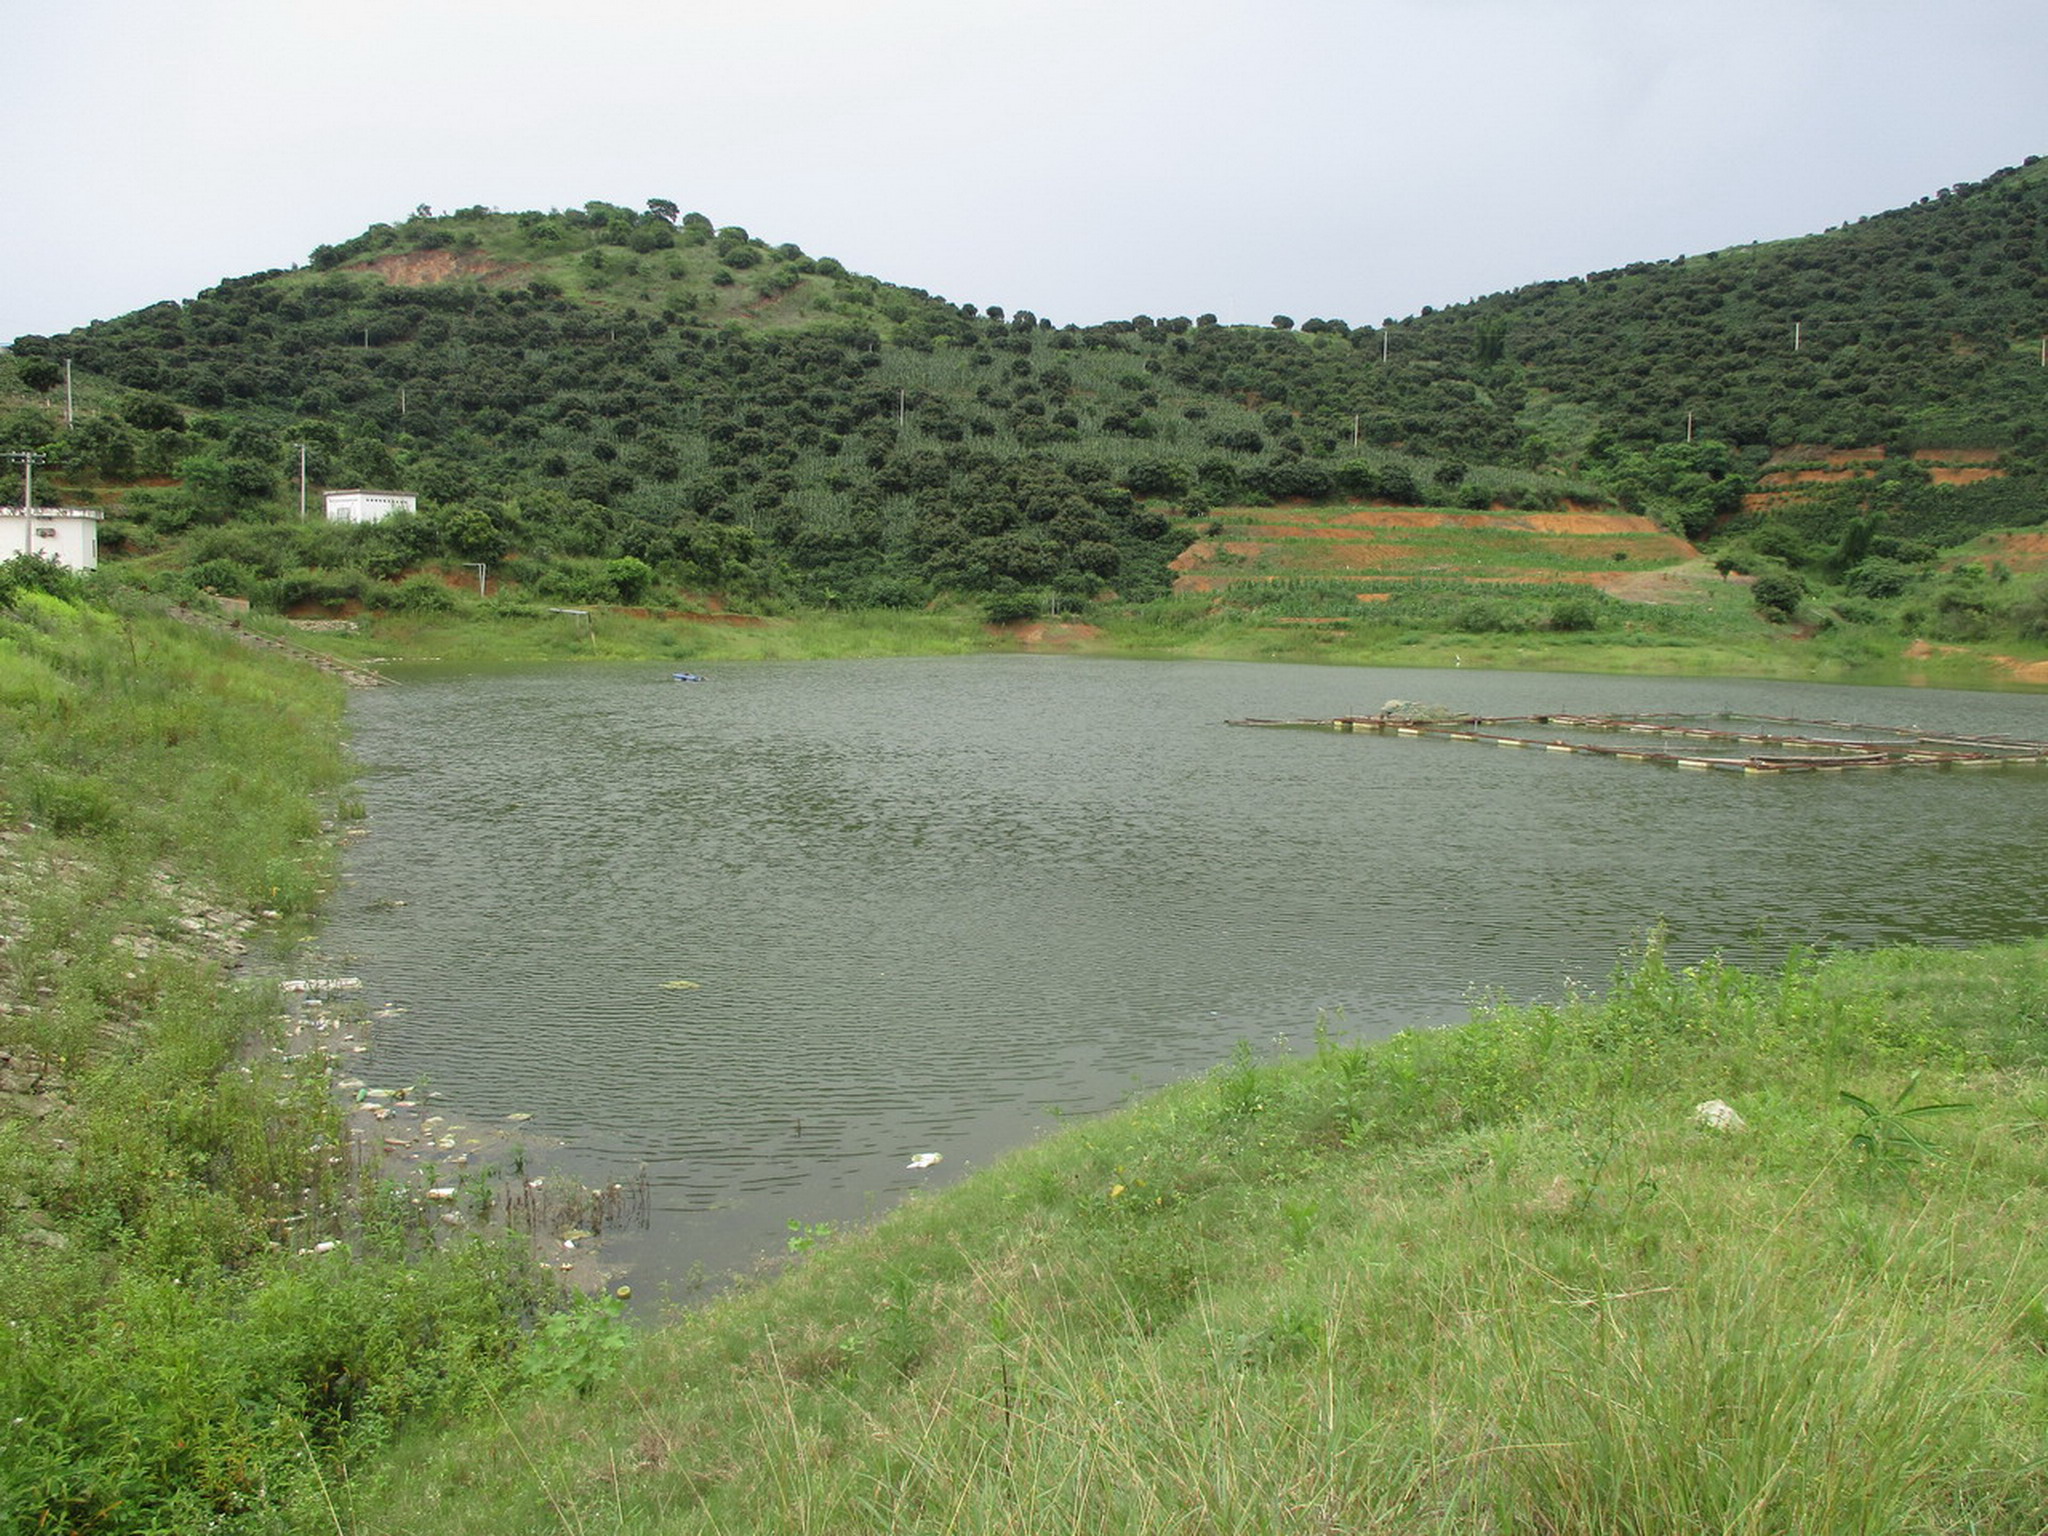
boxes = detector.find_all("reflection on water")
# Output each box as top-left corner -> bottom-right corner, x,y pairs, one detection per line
327,657 -> 2048,1284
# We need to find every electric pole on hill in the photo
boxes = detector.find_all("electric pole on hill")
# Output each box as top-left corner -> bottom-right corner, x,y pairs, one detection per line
7,449 -> 45,508
6,450 -> 46,556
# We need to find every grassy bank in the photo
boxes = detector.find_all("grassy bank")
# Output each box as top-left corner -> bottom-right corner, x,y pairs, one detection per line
0,559 -> 556,1533
237,583 -> 2045,690
332,933 -> 2048,1535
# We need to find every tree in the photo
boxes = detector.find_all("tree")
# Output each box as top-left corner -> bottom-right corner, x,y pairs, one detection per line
1751,572 -> 1803,620
646,198 -> 679,224
438,505 -> 506,562
1271,315 -> 1295,331
605,555 -> 655,603
16,357 -> 61,393
178,454 -> 275,519
123,394 -> 185,432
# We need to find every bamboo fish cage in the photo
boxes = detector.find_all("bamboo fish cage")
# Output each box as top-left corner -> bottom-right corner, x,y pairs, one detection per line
1225,710 -> 2048,774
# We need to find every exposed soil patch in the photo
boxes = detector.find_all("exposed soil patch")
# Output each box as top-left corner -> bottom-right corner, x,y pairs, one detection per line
1590,561 -> 1740,603
353,251 -> 536,288
1767,445 -> 1885,468
1000,620 -> 1105,648
1269,509 -> 1652,535
1993,655 -> 2048,684
1761,466 -> 1874,487
1962,533 -> 2048,572
1746,444 -> 2005,513
1520,512 -> 1658,534
672,609 -> 767,626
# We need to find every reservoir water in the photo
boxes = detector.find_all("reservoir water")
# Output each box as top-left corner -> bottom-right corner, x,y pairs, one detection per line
326,657 -> 2048,1286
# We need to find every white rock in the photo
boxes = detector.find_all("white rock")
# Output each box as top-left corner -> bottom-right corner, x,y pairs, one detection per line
1692,1099 -> 1748,1132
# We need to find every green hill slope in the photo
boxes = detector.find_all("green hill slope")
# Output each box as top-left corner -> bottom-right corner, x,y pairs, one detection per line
1406,156 -> 2048,455
4,164 -> 2046,646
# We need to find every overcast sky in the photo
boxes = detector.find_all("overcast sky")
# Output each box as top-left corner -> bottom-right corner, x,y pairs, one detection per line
11,0 -> 2045,343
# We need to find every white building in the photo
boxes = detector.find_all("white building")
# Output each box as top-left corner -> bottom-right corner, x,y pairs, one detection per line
1,506 -> 103,570
324,489 -> 418,524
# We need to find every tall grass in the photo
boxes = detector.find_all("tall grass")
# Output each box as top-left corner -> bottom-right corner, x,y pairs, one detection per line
338,935 -> 2048,1534
0,576 -> 555,1533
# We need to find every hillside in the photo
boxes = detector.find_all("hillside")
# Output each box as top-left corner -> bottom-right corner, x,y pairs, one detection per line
1377,157 -> 2048,456
2,163 -> 2047,650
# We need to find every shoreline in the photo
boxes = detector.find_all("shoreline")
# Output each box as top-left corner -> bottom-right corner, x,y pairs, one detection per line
265,598 -> 2048,693
274,966 -> 643,1297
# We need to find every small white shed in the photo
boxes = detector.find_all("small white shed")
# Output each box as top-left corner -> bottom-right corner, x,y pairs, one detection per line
1,506 -> 102,570
324,489 -> 418,524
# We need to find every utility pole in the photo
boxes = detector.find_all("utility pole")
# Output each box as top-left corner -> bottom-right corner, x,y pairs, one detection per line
7,449 -> 44,508
5,450 -> 45,556
466,562 -> 487,597
1381,330 -> 1389,363
1352,414 -> 1360,448
295,443 -> 308,521
897,388 -> 906,429
1794,320 -> 1802,352
1687,411 -> 1695,443
63,360 -> 73,427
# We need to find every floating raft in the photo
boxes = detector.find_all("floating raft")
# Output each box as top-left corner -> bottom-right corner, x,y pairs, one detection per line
1226,710 -> 2048,774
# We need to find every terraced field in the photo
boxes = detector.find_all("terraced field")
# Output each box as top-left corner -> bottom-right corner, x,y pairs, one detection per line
1171,503 -> 1700,597
1741,445 -> 2006,513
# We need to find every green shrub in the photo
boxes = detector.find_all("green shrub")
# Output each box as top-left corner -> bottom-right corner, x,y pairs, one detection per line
1751,571 -> 1803,619
1845,556 -> 1916,599
982,591 -> 1043,623
186,557 -> 262,599
0,553 -> 83,608
382,575 -> 458,613
1548,596 -> 1601,631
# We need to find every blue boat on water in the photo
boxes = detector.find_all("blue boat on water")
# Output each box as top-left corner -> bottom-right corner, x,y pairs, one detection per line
672,672 -> 705,683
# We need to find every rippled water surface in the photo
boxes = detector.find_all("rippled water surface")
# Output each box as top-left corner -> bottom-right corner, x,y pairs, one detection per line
328,657 -> 2048,1284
